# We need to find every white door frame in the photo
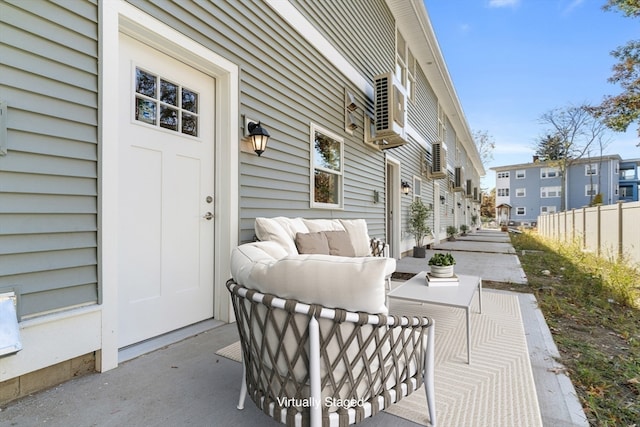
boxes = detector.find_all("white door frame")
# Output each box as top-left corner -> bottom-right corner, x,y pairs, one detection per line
386,155 -> 401,258
99,1 -> 239,372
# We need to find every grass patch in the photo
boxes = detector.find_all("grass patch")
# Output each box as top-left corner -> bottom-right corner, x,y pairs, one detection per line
510,231 -> 640,426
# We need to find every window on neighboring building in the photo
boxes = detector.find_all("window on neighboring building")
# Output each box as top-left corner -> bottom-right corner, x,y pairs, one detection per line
585,163 -> 598,176
615,162 -> 619,174
311,124 -> 343,209
515,188 -> 526,197
540,206 -> 557,214
621,168 -> 636,180
615,185 -> 619,196
541,186 -> 561,198
621,186 -> 631,197
497,188 -> 509,197
585,184 -> 598,196
540,167 -> 559,178
516,207 -> 526,215
497,171 -> 510,179
515,170 -> 526,179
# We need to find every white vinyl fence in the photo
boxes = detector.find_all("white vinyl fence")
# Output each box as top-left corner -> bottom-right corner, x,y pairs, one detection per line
537,201 -> 640,266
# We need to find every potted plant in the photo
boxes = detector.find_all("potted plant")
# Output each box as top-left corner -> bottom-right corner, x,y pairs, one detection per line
408,198 -> 432,258
460,224 -> 469,236
471,214 -> 479,230
500,222 -> 508,232
428,252 -> 456,278
446,225 -> 457,241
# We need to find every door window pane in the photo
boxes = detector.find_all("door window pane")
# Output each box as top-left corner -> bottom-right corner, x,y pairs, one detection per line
134,67 -> 199,137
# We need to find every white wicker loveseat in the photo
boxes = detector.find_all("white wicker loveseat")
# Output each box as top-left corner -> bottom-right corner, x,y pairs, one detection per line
227,218 -> 436,426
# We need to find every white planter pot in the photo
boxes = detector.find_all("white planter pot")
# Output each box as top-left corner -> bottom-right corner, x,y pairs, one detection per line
430,265 -> 454,278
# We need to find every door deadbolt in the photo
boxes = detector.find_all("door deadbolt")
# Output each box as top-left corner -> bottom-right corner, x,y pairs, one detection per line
203,212 -> 214,220
206,196 -> 213,203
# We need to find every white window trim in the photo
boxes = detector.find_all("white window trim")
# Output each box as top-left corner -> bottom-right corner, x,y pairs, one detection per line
540,167 -> 559,179
413,175 -> 422,200
540,206 -> 557,214
541,186 -> 561,198
585,184 -> 598,196
515,207 -> 526,215
515,188 -> 526,197
515,169 -> 526,179
585,163 -> 598,176
310,123 -> 344,209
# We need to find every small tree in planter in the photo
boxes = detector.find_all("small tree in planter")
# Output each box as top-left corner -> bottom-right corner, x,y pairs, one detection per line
428,252 -> 456,277
408,198 -> 432,258
471,214 -> 479,230
446,226 -> 458,241
460,224 -> 469,236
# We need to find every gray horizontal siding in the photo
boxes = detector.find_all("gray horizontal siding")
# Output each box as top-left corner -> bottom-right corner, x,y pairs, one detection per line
290,0 -> 396,80
410,67 -> 439,144
0,0 -> 98,317
127,0 -> 387,242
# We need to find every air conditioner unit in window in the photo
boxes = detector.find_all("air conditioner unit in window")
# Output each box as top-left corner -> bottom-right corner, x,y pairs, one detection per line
430,141 -> 447,179
368,72 -> 407,149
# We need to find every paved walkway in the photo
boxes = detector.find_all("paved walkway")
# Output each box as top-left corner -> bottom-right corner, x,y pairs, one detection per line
396,229 -> 528,284
0,229 -> 587,427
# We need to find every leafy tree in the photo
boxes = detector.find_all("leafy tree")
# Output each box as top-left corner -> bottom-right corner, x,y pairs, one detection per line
535,134 -> 566,161
480,188 -> 495,219
587,1 -> 640,145
472,130 -> 496,168
536,105 -> 610,210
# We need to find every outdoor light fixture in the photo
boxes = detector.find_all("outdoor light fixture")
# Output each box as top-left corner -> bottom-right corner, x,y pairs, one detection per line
247,121 -> 270,156
457,202 -> 461,207
401,181 -> 411,195
440,195 -> 446,204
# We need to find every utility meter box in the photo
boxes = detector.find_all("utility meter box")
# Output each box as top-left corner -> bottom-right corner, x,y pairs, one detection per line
0,291 -> 22,357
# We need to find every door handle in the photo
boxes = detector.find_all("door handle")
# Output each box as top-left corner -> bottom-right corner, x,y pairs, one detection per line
202,212 -> 214,220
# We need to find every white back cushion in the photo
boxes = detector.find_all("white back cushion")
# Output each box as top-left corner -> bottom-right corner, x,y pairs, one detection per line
339,219 -> 371,256
255,217 -> 309,255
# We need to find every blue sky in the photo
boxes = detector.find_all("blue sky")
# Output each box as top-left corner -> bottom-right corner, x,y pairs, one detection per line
424,0 -> 639,189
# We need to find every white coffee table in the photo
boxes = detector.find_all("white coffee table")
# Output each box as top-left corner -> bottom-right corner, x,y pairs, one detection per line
386,271 -> 482,364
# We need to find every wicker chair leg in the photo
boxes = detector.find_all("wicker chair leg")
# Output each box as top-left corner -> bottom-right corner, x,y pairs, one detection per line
237,359 -> 247,410
309,316 -> 322,427
424,322 -> 436,426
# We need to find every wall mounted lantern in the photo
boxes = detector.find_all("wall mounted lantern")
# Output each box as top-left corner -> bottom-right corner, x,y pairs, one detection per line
401,181 -> 411,195
457,202 -> 461,208
247,121 -> 270,156
440,195 -> 446,204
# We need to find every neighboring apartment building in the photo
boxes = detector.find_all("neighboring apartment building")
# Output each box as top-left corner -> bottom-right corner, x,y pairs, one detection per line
492,155 -> 634,226
0,0 -> 483,401
619,159 -> 640,202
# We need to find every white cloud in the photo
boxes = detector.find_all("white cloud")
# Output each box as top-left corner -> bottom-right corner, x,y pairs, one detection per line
488,0 -> 520,8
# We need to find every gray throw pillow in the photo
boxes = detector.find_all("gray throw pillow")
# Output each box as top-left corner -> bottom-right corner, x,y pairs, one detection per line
324,230 -> 356,257
295,232 -> 330,255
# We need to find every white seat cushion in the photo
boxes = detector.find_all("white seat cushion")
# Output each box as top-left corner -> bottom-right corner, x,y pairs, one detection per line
230,241 -> 288,286
239,253 -> 393,315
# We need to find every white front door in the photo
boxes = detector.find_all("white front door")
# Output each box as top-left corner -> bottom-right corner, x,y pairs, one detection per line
117,33 -> 215,347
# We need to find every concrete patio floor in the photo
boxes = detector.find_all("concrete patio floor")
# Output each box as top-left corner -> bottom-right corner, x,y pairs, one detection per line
0,230 -> 588,427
